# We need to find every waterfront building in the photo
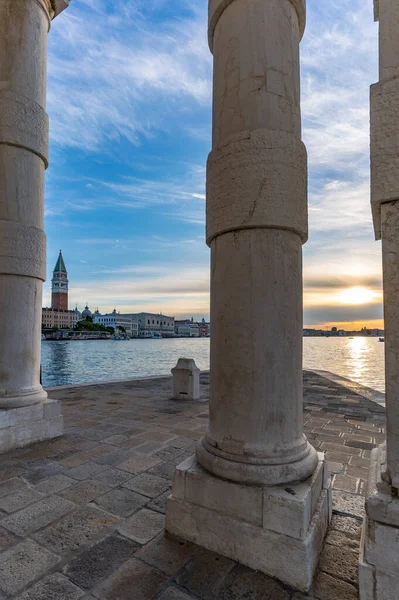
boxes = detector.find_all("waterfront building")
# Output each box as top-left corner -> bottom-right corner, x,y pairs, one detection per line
126,312 -> 175,338
42,252 -> 81,329
175,319 -> 200,337
199,318 -> 210,337
81,305 -> 93,320
93,310 -> 138,338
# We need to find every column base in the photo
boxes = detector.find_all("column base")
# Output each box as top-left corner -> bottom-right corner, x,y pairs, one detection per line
0,399 -> 63,454
166,452 -> 331,592
360,445 -> 399,600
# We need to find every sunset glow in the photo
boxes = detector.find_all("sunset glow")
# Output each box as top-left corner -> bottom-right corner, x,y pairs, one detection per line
339,287 -> 376,305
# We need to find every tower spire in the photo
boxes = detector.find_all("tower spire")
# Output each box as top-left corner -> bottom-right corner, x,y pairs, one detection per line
51,250 -> 68,310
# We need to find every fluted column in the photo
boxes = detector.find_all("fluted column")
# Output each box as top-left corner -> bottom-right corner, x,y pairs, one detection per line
0,0 -> 68,409
196,0 -> 317,485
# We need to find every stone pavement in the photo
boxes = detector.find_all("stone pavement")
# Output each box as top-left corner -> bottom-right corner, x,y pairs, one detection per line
0,371 -> 386,599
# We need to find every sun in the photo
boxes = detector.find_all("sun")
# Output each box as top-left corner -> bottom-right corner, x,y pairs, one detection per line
339,287 -> 375,305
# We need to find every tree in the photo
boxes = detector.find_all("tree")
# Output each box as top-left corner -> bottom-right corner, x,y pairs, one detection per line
331,327 -> 337,332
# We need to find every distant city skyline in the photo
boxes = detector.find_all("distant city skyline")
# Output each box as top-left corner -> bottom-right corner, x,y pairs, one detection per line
43,0 -> 383,329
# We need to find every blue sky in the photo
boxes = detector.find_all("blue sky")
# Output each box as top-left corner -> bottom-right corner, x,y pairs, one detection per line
44,0 -> 383,328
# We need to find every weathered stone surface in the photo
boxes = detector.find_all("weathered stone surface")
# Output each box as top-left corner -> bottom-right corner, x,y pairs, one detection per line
35,474 -> 75,494
136,533 -> 197,576
34,506 -> 119,555
158,588 -> 198,600
174,548 -> 235,599
0,540 -> 59,596
64,534 -> 139,589
91,468 -> 133,488
171,358 -> 200,401
118,455 -> 161,474
2,496 -> 75,536
0,486 -> 45,513
17,573 -> 84,600
332,491 -> 365,518
123,472 -> 171,498
67,461 -> 107,481
94,487 -> 147,517
59,479 -> 111,505
313,572 -> 358,600
319,544 -> 359,586
0,526 -> 18,550
118,508 -> 165,544
216,564 -> 290,600
94,557 -> 168,600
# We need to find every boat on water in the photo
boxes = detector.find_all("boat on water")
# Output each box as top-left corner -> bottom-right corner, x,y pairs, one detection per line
379,337 -> 385,342
113,336 -> 130,341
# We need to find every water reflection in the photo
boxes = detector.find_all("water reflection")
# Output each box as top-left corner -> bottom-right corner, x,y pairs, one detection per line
41,337 -> 386,392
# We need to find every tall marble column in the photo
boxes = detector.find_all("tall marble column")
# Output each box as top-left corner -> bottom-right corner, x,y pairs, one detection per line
0,0 -> 67,450
360,2 -> 399,598
166,0 -> 331,591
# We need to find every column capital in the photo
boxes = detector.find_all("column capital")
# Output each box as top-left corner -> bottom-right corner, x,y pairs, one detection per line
208,0 -> 306,52
43,0 -> 70,19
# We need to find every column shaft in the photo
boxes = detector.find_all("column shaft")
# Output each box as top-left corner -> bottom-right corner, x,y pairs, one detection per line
381,202 -> 399,488
0,0 -> 50,408
197,0 -> 317,485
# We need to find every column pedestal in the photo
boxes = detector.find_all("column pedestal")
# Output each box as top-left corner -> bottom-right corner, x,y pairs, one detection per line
360,445 -> 399,600
0,400 -> 63,455
167,453 -> 331,591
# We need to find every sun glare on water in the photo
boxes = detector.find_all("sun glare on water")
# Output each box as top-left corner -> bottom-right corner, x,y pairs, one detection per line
339,287 -> 375,305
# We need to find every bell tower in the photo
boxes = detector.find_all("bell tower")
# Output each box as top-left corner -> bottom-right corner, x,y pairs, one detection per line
51,250 -> 68,311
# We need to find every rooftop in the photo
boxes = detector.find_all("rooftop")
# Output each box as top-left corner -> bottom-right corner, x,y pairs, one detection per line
0,371 -> 386,600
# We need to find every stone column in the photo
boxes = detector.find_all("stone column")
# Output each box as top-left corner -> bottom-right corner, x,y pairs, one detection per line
360,2 -> 399,598
166,0 -> 331,591
0,0 -> 68,451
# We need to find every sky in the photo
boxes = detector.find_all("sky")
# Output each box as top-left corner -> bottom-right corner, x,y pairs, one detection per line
43,0 -> 383,329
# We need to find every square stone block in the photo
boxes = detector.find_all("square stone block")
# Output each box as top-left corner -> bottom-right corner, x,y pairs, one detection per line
360,444 -> 399,600
0,400 -> 63,454
166,455 -> 331,591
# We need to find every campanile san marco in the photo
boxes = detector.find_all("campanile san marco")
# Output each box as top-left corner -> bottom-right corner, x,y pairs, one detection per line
51,250 -> 69,311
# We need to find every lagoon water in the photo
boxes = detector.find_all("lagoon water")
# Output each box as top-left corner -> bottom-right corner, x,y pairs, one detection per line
42,337 -> 385,393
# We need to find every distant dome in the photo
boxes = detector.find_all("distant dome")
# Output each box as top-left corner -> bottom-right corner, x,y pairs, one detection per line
82,305 -> 92,319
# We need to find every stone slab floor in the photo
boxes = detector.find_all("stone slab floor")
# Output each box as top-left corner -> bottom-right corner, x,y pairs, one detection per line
0,371 -> 386,600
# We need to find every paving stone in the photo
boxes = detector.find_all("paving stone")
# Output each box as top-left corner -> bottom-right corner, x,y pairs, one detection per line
0,540 -> 59,596
332,491 -> 365,518
102,435 -> 130,446
313,572 -> 358,600
330,514 -> 363,538
34,505 -> 119,555
67,461 -> 108,481
94,557 -> 168,600
135,431 -> 177,443
155,447 -> 185,461
22,462 -> 66,484
92,449 -> 133,467
0,526 -> 18,549
147,461 -> 177,481
136,532 -> 198,575
0,487 -> 45,513
158,588 -> 198,600
325,530 -> 360,552
216,564 -> 290,599
167,437 -> 193,449
94,488 -> 147,517
118,508 -> 165,544
35,474 -> 76,495
0,466 -> 27,482
91,468 -> 134,488
174,548 -> 235,600
132,441 -> 167,455
147,490 -> 170,514
64,534 -> 139,589
332,475 -> 359,494
0,477 -> 28,499
59,452 -> 93,468
118,455 -> 162,474
85,445 -> 117,458
1,496 -> 76,536
122,473 -> 171,498
59,480 -> 111,505
16,573 -> 84,600
319,544 -> 359,586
